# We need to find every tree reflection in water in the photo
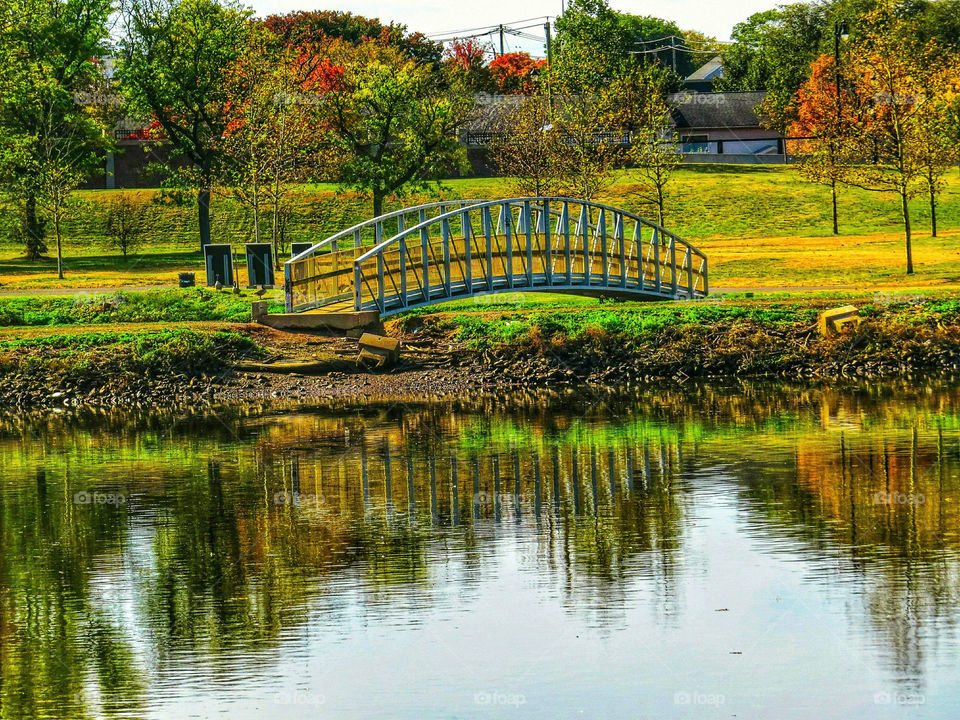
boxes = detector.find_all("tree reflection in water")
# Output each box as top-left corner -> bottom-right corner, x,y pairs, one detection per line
0,381 -> 959,718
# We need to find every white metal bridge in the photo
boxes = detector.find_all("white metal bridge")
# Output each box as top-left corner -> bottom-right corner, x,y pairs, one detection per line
284,198 -> 708,316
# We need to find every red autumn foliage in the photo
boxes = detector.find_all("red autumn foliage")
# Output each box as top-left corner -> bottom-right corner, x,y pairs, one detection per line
488,52 -> 545,95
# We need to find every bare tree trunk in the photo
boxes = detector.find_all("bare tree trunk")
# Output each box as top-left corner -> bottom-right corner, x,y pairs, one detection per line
272,176 -> 281,268
901,189 -> 913,274
24,193 -> 47,259
252,176 -> 260,244
831,178 -> 839,235
657,183 -> 665,226
55,209 -> 63,280
198,187 -> 211,249
929,177 -> 937,238
373,192 -> 384,219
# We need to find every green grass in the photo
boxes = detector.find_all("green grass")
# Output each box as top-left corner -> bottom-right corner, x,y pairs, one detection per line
436,301 -> 821,350
0,328 -> 263,383
0,288 -> 284,327
2,165 -> 959,290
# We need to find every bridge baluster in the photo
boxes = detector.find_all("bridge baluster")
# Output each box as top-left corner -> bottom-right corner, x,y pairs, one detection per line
616,213 -> 626,289
653,228 -> 661,294
580,205 -> 590,286
543,199 -> 552,286
463,208 -> 472,295
483,206 -> 493,291
420,212 -> 429,304
504,203 -> 514,290
377,252 -> 385,312
599,208 -> 608,286
524,200 -> 533,287
669,237 -> 678,297
686,247 -> 694,298
399,235 -> 407,308
442,217 -> 452,297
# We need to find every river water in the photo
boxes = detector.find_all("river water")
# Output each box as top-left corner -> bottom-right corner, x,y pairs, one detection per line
1,383 -> 959,719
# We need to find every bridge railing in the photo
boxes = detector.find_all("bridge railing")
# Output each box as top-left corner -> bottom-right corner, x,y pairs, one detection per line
285,200 -> 484,312
351,198 -> 708,315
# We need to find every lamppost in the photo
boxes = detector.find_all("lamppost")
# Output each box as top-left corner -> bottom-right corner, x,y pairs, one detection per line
834,19 -> 850,110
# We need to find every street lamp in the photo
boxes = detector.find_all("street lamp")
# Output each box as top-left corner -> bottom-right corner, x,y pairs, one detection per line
834,19 -> 850,101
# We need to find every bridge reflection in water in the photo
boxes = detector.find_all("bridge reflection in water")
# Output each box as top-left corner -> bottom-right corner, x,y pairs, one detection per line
3,386 -> 960,719
277,436 -> 681,526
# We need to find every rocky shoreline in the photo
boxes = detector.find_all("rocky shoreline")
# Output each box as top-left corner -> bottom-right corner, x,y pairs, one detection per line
4,305 -> 960,410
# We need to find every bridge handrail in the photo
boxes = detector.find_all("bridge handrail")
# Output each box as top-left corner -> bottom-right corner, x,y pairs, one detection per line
287,199 -> 487,264
354,197 -> 705,264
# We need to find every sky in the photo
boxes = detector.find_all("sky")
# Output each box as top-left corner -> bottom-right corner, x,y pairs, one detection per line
249,0 -> 779,48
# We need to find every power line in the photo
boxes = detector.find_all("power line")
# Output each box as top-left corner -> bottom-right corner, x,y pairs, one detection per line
425,17 -> 551,39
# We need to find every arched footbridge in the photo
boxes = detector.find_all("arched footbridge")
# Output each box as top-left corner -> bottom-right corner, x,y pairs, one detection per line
284,198 -> 708,317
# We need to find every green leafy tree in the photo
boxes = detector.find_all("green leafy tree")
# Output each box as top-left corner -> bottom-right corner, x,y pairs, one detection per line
627,95 -> 681,225
104,193 -> 149,257
552,0 -> 628,94
0,0 -> 111,260
261,9 -> 442,64
220,29 -> 322,263
119,0 -> 252,249
492,94 -> 567,197
313,39 -> 474,218
619,14 -> 690,79
717,4 -> 832,133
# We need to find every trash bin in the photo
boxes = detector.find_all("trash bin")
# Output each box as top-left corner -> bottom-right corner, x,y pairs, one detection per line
179,272 -> 195,288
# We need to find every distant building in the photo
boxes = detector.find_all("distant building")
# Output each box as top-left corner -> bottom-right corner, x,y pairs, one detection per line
683,56 -> 724,93
668,91 -> 786,163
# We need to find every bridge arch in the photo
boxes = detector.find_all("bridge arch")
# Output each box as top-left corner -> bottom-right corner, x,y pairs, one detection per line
284,198 -> 708,316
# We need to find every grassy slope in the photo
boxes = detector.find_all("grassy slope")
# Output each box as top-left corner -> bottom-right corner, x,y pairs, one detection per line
2,166 -> 959,291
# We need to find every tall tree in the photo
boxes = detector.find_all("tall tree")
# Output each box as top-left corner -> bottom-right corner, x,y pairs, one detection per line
261,10 -> 441,64
119,0 -> 251,249
789,54 -> 862,234
0,0 -> 111,259
491,94 -> 566,197
488,52 -> 546,95
220,29 -> 322,263
312,39 -> 474,218
839,8 -> 945,273
912,63 -> 960,237
552,0 -> 628,94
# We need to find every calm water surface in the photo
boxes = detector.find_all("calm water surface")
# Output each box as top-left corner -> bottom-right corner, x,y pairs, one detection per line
1,383 -> 959,719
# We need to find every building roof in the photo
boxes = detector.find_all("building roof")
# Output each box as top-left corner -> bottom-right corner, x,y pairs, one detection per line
685,56 -> 724,82
667,91 -> 768,130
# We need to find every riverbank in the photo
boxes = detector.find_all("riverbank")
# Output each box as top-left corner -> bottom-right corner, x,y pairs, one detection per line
3,293 -> 960,410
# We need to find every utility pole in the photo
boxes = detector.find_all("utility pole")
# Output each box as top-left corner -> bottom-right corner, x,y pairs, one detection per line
545,20 -> 554,114
499,24 -> 505,56
671,36 -> 677,73
544,21 -> 553,67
